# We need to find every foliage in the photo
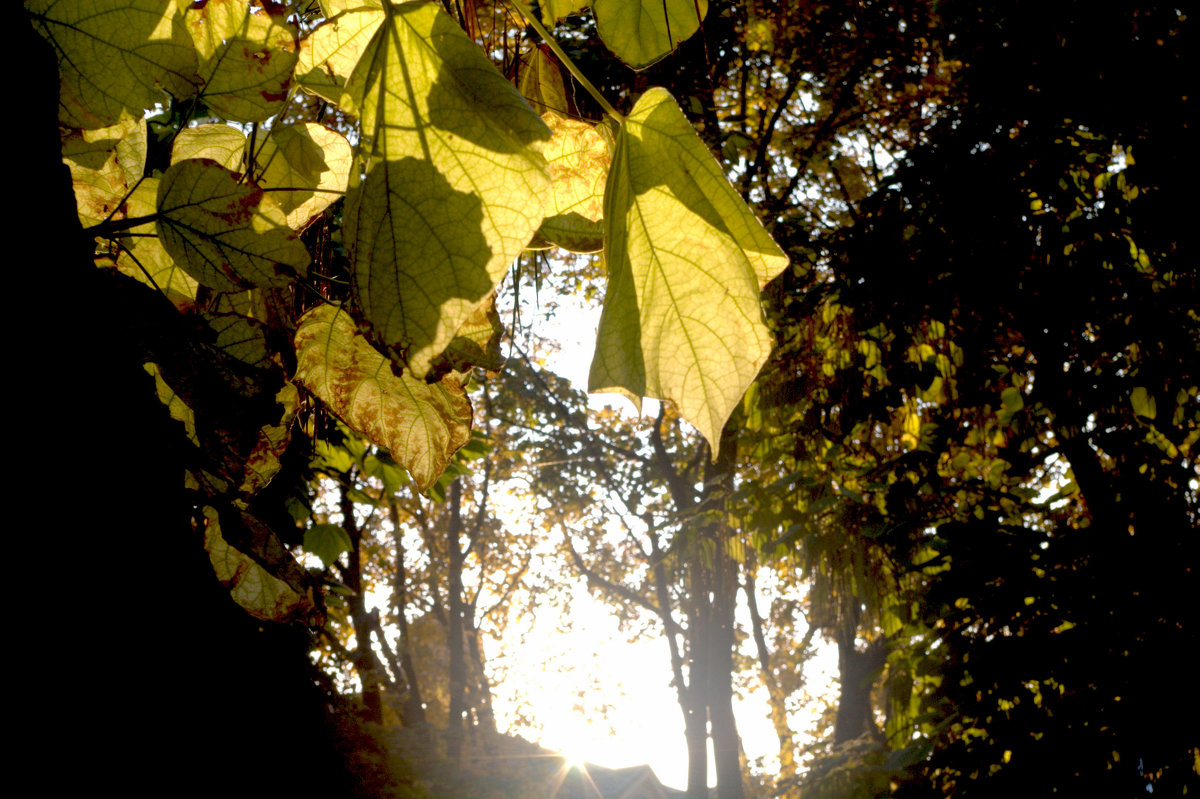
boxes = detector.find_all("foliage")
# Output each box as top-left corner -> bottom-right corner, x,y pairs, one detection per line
30,0 -> 781,628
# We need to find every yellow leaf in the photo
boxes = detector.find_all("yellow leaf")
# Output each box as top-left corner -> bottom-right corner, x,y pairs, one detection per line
590,88 -> 788,456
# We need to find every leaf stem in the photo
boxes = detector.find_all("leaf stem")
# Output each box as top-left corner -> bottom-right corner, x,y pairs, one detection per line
504,0 -> 624,123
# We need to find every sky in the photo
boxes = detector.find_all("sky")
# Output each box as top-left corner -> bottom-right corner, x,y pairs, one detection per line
477,271 -> 839,790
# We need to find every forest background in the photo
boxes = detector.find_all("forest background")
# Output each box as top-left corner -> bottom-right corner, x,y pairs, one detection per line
21,1 -> 1195,798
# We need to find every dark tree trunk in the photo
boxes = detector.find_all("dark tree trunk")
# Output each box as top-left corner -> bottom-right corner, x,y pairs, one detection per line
446,478 -> 468,761
341,484 -> 384,724
833,612 -> 887,744
389,498 -> 426,724
708,545 -> 745,799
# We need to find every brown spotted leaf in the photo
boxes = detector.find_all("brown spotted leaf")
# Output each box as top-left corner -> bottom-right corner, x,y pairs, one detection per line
537,113 -> 610,253
157,159 -> 310,291
294,304 -> 472,492
203,506 -> 318,624
183,0 -> 299,123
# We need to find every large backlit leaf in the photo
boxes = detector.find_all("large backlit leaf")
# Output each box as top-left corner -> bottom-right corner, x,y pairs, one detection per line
592,0 -> 708,70
537,113 -> 610,253
183,0 -> 299,122
294,305 -> 472,492
341,0 -> 550,377
203,506 -> 317,624
590,87 -> 788,456
296,7 -> 385,105
62,114 -> 148,227
28,0 -> 199,128
157,159 -> 310,291
256,123 -> 352,230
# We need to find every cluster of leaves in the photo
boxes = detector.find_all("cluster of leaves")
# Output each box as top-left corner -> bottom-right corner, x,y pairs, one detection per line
740,1 -> 1197,795
31,0 -> 789,632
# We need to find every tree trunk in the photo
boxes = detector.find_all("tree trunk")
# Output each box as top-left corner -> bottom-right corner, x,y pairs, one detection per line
833,611 -> 886,744
744,555 -> 802,783
341,483 -> 384,724
446,478 -> 468,761
389,498 -> 426,725
708,542 -> 745,799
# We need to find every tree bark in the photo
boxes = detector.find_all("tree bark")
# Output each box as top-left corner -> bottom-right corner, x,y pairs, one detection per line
446,478 -> 468,761
389,498 -> 426,725
341,482 -> 384,724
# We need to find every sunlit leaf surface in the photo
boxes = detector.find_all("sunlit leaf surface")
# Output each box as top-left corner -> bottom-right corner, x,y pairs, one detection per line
256,123 -> 352,230
591,87 -> 788,456
157,159 -> 310,291
592,0 -> 708,70
538,113 -> 610,253
172,124 -> 247,170
296,7 -> 385,105
340,0 -> 550,377
183,0 -> 299,122
28,0 -> 199,128
294,304 -> 473,492
61,114 -> 147,227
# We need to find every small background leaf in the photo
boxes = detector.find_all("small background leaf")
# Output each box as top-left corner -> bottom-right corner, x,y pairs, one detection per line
304,523 -> 353,568
537,113 -> 610,253
173,124 -> 248,170
256,123 -> 352,230
592,0 -> 709,70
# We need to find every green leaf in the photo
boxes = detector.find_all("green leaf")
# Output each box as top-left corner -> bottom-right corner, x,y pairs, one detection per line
590,87 -> 788,456
183,0 -> 300,123
29,0 -> 199,128
172,124 -> 247,170
255,123 -> 352,230
592,0 -> 708,70
156,159 -> 310,291
340,0 -> 551,377
537,113 -> 610,253
304,523 -> 353,568
541,0 -> 590,26
61,114 -> 147,227
204,506 -> 318,624
1130,386 -> 1157,420
294,304 -> 473,492
519,45 -> 569,116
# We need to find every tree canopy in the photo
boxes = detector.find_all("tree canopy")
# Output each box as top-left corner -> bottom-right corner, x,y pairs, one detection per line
26,1 -> 1195,797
